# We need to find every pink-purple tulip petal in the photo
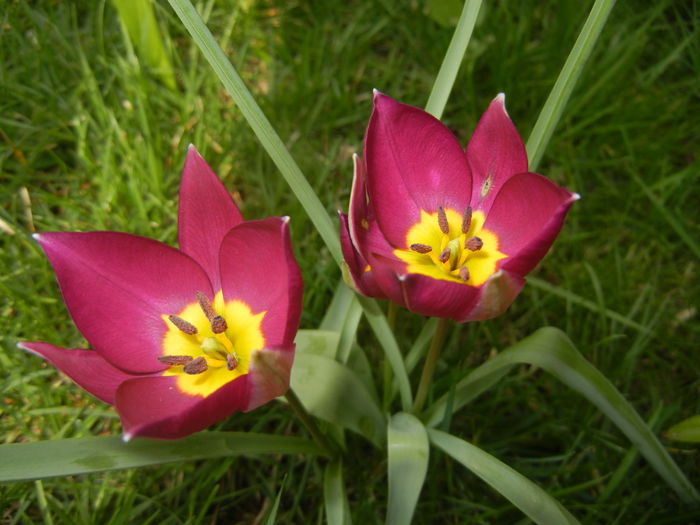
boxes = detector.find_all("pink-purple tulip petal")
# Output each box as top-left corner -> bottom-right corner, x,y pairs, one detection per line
20,146 -> 303,440
340,92 -> 577,322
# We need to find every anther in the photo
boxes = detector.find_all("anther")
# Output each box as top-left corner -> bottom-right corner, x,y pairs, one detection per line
437,206 -> 449,235
226,353 -> 238,371
168,315 -> 198,335
410,243 -> 432,254
461,206 -> 472,234
157,355 -> 194,366
465,236 -> 483,251
183,356 -> 208,375
196,291 -> 216,320
439,247 -> 452,264
459,266 -> 470,282
210,315 -> 228,334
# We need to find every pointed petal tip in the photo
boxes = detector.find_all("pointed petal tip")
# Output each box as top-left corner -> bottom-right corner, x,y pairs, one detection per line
281,215 -> 290,224
187,143 -> 196,151
121,432 -> 133,443
572,192 -> 582,201
31,233 -> 41,241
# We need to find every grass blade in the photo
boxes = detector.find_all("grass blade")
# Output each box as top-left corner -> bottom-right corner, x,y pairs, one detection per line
425,0 -> 483,119
426,327 -> 698,502
666,415 -> 700,443
0,432 -> 322,483
428,429 -> 580,524
526,0 -> 617,170
387,413 -> 429,525
167,0 -> 341,263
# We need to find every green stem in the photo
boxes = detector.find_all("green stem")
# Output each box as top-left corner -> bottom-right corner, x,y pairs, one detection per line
412,318 -> 450,414
382,302 -> 399,410
285,387 -> 336,458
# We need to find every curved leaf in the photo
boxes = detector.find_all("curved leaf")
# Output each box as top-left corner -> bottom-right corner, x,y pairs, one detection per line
387,413 -> 429,525
428,429 -> 579,524
425,327 -> 698,502
666,415 -> 700,443
0,432 -> 322,483
290,352 -> 386,447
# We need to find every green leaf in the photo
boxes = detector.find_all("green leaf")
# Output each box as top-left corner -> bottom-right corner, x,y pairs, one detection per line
295,329 -> 341,360
425,327 -> 698,502
425,0 -> 484,119
262,475 -> 286,525
0,432 -> 322,483
290,352 -> 386,447
386,413 -> 429,525
666,415 -> 700,443
167,0 -> 341,264
526,0 -> 617,170
112,0 -> 176,90
428,429 -> 580,525
324,459 -> 351,525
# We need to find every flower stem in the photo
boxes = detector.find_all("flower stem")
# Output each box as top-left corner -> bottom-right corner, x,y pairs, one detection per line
285,387 -> 336,458
412,318 -> 450,414
382,301 -> 399,409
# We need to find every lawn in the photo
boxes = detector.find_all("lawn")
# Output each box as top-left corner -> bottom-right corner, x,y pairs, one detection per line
1,0 -> 699,523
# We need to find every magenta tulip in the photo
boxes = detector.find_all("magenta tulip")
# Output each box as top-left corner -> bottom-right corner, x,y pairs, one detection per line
19,146 -> 303,440
340,92 -> 577,322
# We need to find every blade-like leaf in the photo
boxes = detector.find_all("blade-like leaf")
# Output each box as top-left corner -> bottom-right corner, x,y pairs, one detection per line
666,415 -> 700,443
112,0 -> 176,90
425,327 -> 698,502
425,0 -> 483,119
0,432 -> 322,483
526,0 -> 617,170
428,429 -> 580,524
386,413 -> 429,525
290,352 -> 386,447
295,329 -> 341,359
262,476 -> 286,525
324,459 -> 352,525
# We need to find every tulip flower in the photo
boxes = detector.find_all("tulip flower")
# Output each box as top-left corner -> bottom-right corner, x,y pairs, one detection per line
340,92 -> 577,322
19,146 -> 302,440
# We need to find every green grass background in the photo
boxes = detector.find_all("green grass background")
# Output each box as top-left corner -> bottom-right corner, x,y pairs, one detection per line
1,0 -> 699,522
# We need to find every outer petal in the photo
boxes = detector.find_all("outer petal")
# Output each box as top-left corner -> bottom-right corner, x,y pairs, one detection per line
484,172 -> 578,276
178,145 -> 244,289
394,272 -> 482,321
117,345 -> 293,440
365,92 -> 472,246
467,94 -> 528,215
219,217 -> 302,346
35,231 -> 213,374
457,269 -> 525,322
116,374 -> 250,440
18,342 -> 134,405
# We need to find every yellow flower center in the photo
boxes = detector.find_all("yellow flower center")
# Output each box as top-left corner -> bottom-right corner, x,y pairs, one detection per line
394,207 -> 507,286
159,291 -> 266,397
